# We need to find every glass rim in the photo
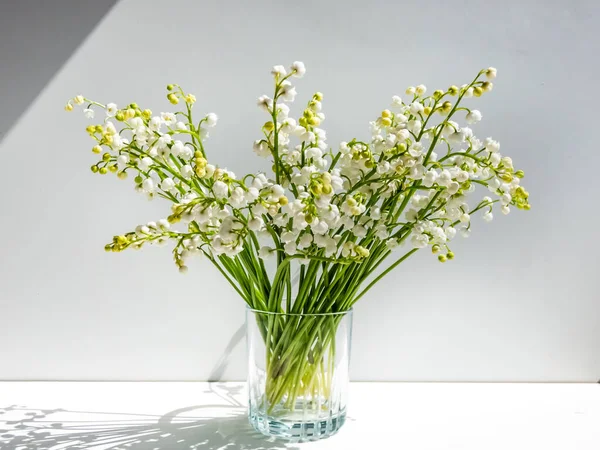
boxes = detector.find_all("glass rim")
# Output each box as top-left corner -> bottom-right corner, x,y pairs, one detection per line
246,306 -> 353,317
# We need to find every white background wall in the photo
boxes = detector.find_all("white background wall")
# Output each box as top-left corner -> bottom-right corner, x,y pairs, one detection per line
1,0 -> 599,381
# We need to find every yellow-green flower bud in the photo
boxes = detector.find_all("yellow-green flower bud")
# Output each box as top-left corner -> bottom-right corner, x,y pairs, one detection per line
115,112 -> 125,121
423,106 -> 432,116
448,85 -> 459,96
438,254 -> 447,263
305,213 -> 314,223
167,84 -> 175,91
91,165 -> 98,173
263,121 -> 274,131
314,92 -> 323,101
355,246 -> 370,258
125,108 -> 136,120
381,109 -> 392,118
129,103 -> 138,109
102,152 -> 111,162
431,244 -> 440,254
380,117 -> 392,127
185,94 -> 196,104
108,165 -> 117,173
447,251 -> 455,260
515,170 -> 525,178
278,196 -> 288,206
167,93 -> 179,104
142,109 -> 152,120
309,116 -> 321,126
433,89 -> 444,100
310,183 -> 322,195
441,101 -> 453,113
95,125 -> 103,133
117,171 -> 128,179
86,125 -> 96,134
473,86 -> 483,97
99,167 -> 108,175
134,175 -> 143,184
321,184 -> 332,195
482,81 -> 493,92
64,102 -> 74,112
92,145 -> 102,154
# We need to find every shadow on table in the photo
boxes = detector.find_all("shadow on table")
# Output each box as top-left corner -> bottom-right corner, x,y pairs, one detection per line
0,384 -> 297,450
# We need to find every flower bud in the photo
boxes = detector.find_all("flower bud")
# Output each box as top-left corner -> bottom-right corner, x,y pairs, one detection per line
314,92 -> 323,101
185,94 -> 196,104
91,165 -> 98,173
482,81 -> 493,92
446,251 -> 455,260
438,254 -> 447,263
64,102 -> 74,112
381,109 -> 392,118
433,89 -> 444,100
167,93 -> 179,104
447,85 -> 459,96
485,67 -> 497,80
99,167 -> 108,175
473,86 -> 483,97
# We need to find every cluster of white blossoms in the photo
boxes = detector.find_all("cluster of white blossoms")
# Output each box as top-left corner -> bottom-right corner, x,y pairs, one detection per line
67,62 -> 529,273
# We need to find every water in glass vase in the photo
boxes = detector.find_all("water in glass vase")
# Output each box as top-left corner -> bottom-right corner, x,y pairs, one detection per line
246,308 -> 352,442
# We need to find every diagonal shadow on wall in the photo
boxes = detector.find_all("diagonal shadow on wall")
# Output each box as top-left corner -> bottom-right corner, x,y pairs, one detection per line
0,0 -> 119,144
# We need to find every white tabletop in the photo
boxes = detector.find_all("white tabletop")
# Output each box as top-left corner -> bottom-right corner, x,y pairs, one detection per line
0,382 -> 598,449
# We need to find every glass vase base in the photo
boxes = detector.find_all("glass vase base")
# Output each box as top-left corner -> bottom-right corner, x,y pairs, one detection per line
249,407 -> 346,442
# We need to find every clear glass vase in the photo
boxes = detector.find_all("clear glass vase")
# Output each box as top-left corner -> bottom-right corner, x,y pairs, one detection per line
246,308 -> 352,442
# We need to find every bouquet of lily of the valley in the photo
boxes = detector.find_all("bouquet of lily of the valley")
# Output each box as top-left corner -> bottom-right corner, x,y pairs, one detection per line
67,61 -> 529,437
